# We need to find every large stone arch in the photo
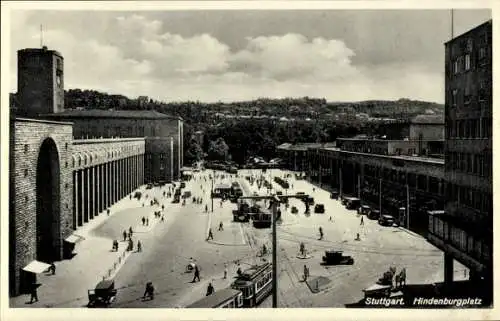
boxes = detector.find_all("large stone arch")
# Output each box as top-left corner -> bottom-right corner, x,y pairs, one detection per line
36,137 -> 61,263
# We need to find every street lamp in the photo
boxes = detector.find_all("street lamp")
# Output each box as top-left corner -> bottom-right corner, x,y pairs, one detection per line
211,169 -> 215,212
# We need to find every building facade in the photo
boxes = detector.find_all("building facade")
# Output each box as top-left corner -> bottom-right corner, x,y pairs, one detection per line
9,46 -> 182,296
427,20 -> 492,301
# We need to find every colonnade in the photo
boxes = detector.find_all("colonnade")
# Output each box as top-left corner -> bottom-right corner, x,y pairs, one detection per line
72,154 -> 145,229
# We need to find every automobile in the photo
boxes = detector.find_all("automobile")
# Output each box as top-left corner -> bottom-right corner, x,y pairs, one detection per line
314,204 -> 325,214
180,182 -> 186,188
321,250 -> 354,265
330,190 -> 339,199
87,279 -> 117,308
344,197 -> 361,210
358,205 -> 371,215
146,184 -> 153,189
291,206 -> 298,214
368,209 -> 380,220
276,191 -> 283,195
305,196 -> 315,205
378,214 -> 395,226
297,192 -> 305,195
172,195 -> 180,203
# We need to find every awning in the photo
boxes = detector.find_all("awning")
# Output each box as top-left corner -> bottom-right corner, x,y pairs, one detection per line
22,260 -> 51,274
64,234 -> 84,244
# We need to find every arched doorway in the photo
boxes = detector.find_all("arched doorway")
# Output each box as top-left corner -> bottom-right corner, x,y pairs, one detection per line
36,138 -> 60,263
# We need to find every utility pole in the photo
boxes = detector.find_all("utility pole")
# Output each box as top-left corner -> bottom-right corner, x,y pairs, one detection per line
379,178 -> 382,219
358,174 -> 361,199
339,167 -> 343,198
240,193 -> 310,308
211,169 -> 215,212
406,184 -> 410,229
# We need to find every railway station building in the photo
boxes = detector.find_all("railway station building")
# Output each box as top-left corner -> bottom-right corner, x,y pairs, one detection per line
9,47 -> 183,296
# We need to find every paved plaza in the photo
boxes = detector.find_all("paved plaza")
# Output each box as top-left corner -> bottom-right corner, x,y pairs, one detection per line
10,168 -> 467,308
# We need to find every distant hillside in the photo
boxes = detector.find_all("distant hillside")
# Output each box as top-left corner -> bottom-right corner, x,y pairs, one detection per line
10,89 -> 444,122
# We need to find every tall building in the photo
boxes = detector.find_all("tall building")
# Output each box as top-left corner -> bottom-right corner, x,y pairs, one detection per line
427,20 -> 492,301
17,47 -> 64,117
9,46 -> 183,296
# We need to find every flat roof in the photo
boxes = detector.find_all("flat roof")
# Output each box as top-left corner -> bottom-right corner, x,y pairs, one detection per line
319,148 -> 444,165
13,117 -> 73,126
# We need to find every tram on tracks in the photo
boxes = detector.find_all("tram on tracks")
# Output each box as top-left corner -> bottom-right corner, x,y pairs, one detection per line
185,288 -> 243,308
230,263 -> 273,307
252,208 -> 272,228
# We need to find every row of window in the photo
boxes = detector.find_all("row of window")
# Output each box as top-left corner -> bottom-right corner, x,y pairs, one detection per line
450,83 -> 490,107
446,152 -> 492,177
79,125 -> 166,138
450,45 -> 489,75
429,216 -> 491,262
256,271 -> 272,293
446,183 -> 492,214
446,117 -> 492,139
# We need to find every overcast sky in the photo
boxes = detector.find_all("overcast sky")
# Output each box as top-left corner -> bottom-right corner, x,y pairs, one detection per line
9,9 -> 491,103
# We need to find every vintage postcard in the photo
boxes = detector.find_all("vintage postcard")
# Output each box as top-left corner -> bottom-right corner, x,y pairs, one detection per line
1,1 -> 497,321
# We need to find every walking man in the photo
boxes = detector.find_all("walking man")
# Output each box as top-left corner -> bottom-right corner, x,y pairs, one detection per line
360,216 -> 364,226
146,218 -> 149,226
207,228 -> 214,241
50,262 -> 56,275
303,265 -> 309,281
206,282 -> 215,296
29,284 -> 39,303
137,240 -> 142,252
142,216 -> 146,226
218,221 -> 224,231
161,215 -> 165,222
123,230 -> 127,241
192,265 -> 201,282
318,227 -> 324,240
223,263 -> 228,279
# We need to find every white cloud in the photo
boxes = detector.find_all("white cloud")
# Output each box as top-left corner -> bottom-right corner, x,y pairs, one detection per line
9,12 -> 444,103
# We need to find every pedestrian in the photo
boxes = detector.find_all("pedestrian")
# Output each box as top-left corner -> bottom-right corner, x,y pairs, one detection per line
355,233 -> 361,241
146,218 -> 149,226
129,226 -> 133,235
142,216 -> 146,226
162,204 -> 165,211
123,230 -> 127,241
29,283 -> 39,303
128,238 -> 134,251
207,228 -> 214,241
107,209 -> 110,216
192,265 -> 201,282
223,263 -> 228,279
206,282 -> 215,296
303,265 -> 309,281
300,242 -> 305,257
50,262 -> 56,275
360,216 -> 364,225
143,282 -> 154,300
161,215 -> 165,222
137,240 -> 142,252
218,221 -> 224,231
318,227 -> 324,240
205,205 -> 208,213
329,216 -> 333,222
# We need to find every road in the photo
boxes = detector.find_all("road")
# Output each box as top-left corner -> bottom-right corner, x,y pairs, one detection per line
110,168 -> 467,308
112,171 -> 256,308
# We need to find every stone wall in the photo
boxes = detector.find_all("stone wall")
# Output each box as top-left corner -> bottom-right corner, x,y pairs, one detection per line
9,118 -> 73,296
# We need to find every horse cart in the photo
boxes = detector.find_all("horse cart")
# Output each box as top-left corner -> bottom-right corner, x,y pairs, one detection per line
87,279 -> 117,307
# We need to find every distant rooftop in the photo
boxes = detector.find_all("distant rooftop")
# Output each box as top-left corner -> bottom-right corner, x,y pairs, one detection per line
410,114 -> 444,125
41,109 -> 182,120
277,142 -> 336,151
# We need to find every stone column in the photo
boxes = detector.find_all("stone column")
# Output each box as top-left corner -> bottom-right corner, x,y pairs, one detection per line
73,171 -> 78,230
78,170 -> 83,226
89,166 -> 94,220
444,253 -> 454,285
84,168 -> 89,223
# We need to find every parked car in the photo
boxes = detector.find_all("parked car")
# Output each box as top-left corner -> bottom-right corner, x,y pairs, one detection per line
368,209 -> 380,220
378,214 -> 395,226
146,184 -> 153,189
314,204 -> 325,214
358,205 -> 371,215
330,190 -> 339,199
180,182 -> 186,188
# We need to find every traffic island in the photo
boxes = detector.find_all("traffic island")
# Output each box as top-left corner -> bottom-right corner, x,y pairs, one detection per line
305,276 -> 332,294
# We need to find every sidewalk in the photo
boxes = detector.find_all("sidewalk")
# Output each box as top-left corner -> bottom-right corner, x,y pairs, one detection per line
9,182 -> 182,308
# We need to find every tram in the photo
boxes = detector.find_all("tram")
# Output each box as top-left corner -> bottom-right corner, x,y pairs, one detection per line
186,288 -> 243,308
252,208 -> 272,228
230,263 -> 273,307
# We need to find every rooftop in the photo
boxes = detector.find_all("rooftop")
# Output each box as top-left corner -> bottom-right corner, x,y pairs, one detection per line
321,147 -> 444,165
41,109 -> 182,120
410,114 -> 444,125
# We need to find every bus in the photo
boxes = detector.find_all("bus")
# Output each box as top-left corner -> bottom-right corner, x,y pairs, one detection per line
185,288 -> 243,308
230,263 -> 272,307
